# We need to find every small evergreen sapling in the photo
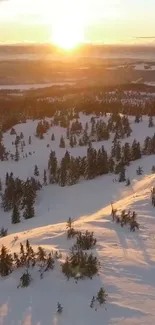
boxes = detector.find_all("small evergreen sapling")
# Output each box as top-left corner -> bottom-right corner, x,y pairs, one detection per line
18,270 -> 32,288
90,296 -> 96,308
96,287 -> 108,306
57,302 -> 63,314
43,169 -> 47,185
34,165 -> 39,176
136,166 -> 143,175
0,227 -> 8,237
66,218 -> 76,239
126,178 -> 131,186
152,165 -> 155,174
59,136 -> 65,148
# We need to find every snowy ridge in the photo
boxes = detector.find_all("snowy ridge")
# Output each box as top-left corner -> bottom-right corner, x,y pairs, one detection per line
0,113 -> 155,324
0,156 -> 155,325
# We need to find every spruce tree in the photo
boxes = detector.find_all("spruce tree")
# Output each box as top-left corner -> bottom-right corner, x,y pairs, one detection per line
135,114 -> 140,123
59,157 -> 67,187
115,142 -> 121,161
66,128 -> 70,139
11,204 -> 20,224
18,270 -> 32,288
149,116 -> 154,128
136,166 -> 143,175
48,151 -> 58,184
15,145 -> 19,162
34,165 -> 39,176
126,178 -> 131,186
90,296 -> 96,308
119,167 -> 126,182
0,227 -> 8,237
23,201 -> 35,220
73,135 -> 77,147
43,169 -> 47,185
20,132 -> 24,139
152,165 -> 155,173
59,136 -> 65,148
70,135 -> 74,148
57,303 -> 63,314
0,245 -> 13,276
97,288 -> 107,305
28,136 -> 32,145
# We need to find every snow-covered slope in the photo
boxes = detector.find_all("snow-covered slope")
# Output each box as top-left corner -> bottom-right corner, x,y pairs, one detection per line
0,114 -> 155,325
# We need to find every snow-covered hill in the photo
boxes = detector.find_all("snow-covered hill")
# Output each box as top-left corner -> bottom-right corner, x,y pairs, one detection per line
0,114 -> 155,325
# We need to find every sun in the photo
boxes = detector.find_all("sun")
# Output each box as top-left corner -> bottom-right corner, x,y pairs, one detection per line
51,2 -> 84,51
52,20 -> 83,50
52,24 -> 82,50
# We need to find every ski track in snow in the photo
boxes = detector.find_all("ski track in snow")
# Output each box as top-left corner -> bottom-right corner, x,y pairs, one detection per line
0,113 -> 155,324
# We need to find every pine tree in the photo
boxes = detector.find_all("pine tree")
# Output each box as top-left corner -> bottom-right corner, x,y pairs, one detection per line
126,178 -> 131,186
20,132 -> 24,139
90,296 -> 96,308
23,201 -> 35,220
15,145 -> 19,161
148,116 -> 154,128
70,135 -> 74,148
10,128 -> 16,135
79,138 -> 83,146
57,303 -> 63,314
73,135 -> 77,147
34,165 -> 39,176
51,133 -> 55,141
152,165 -> 155,173
37,246 -> 47,265
66,128 -> 70,139
28,136 -> 32,145
122,143 -> 131,165
48,151 -> 58,184
0,227 -> 8,237
0,245 -> 13,276
58,157 -> 67,187
5,172 -> 9,186
131,140 -> 141,160
45,253 -> 55,271
135,114 -> 140,123
96,288 -> 107,305
11,204 -> 20,224
115,142 -> 121,161
136,166 -> 143,175
119,166 -> 126,182
43,169 -> 47,185
18,270 -> 32,288
59,136 -> 65,148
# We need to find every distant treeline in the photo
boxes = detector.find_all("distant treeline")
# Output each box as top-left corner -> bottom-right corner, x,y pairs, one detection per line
0,83 -> 155,132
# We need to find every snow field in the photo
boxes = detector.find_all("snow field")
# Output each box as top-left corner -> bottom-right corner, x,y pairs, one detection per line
0,113 -> 155,324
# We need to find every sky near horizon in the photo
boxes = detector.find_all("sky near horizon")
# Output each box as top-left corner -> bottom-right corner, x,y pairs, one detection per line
0,0 -> 155,45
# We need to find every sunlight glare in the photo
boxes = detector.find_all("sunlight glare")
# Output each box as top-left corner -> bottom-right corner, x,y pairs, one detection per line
51,1 -> 85,50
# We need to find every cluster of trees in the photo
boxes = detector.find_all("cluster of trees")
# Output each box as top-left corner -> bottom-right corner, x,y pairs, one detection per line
36,120 -> 50,139
47,135 -> 147,187
111,205 -> 139,231
0,240 -> 58,288
62,218 -> 100,280
1,173 -> 42,223
90,288 -> 108,309
58,114 -> 132,149
0,131 -> 8,161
